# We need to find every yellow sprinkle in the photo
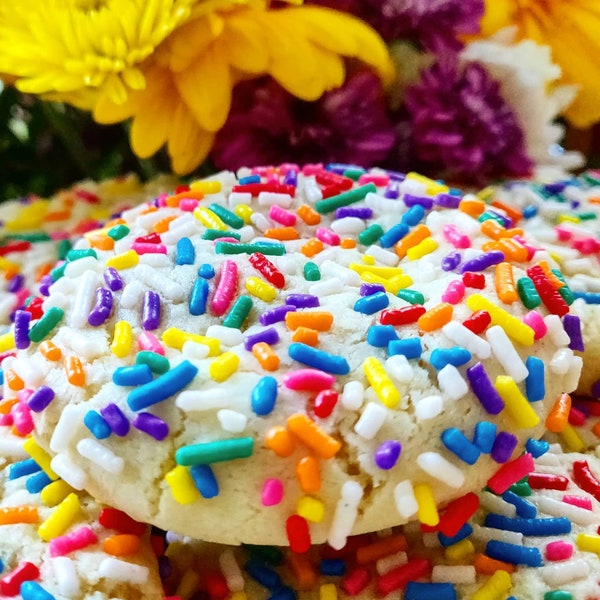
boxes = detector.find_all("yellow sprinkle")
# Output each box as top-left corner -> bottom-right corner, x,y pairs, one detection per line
360,271 -> 412,295
406,171 -> 448,195
363,356 -> 400,408
466,294 -> 534,346
445,539 -> 475,563
407,237 -> 439,260
494,376 -> 540,428
476,186 -> 495,201
23,438 -> 58,480
0,331 -> 15,353
320,583 -> 338,600
5,201 -> 49,230
210,351 -> 240,382
162,327 -> 220,356
246,276 -> 277,302
361,254 -> 376,265
41,479 -> 73,507
165,466 -> 200,504
297,496 -> 325,523
190,179 -> 222,194
230,593 -> 248,600
175,569 -> 201,598
84,226 -> 111,241
577,533 -> 600,554
111,320 -> 132,358
0,257 -> 20,273
194,206 -> 227,230
349,263 -> 404,279
234,204 -> 254,224
557,213 -> 580,224
106,250 -> 139,270
38,492 -> 80,541
559,424 -> 585,452
414,483 -> 439,526
472,570 -> 512,600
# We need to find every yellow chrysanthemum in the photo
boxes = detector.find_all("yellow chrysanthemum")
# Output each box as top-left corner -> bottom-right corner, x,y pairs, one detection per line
478,0 -> 600,128
93,5 -> 394,174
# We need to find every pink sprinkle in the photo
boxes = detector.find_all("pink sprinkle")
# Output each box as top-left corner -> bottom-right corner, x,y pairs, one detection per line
441,280 -> 465,304
554,225 -> 573,242
515,236 -> 538,260
487,453 -> 534,494
137,332 -> 165,355
568,406 -> 587,427
49,526 -> 98,557
283,369 -> 336,392
523,310 -> 547,340
49,231 -> 70,241
156,193 -> 169,207
213,237 -> 240,244
130,242 -> 167,255
315,227 -> 340,246
0,414 -> 13,426
266,173 -> 279,184
302,163 -> 324,176
212,260 -> 238,317
442,224 -> 471,249
545,540 -> 573,561
12,288 -> 30,311
269,205 -> 296,227
358,174 -> 389,187
563,495 -> 593,510
179,198 -> 199,212
572,237 -> 600,255
11,401 -> 34,435
261,479 -> 284,506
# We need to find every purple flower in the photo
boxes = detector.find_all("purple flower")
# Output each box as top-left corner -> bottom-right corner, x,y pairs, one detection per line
306,0 -> 484,52
402,61 -> 533,183
211,71 -> 396,171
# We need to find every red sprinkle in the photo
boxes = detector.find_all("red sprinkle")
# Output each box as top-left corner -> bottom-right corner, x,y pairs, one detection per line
231,183 -> 295,197
528,472 -> 569,491
24,297 -> 44,320
376,558 -> 431,596
568,406 -> 587,426
98,507 -> 147,536
313,389 -> 338,419
573,460 -> 600,502
205,570 -> 230,599
437,492 -> 480,537
380,305 -> 426,326
527,264 -> 569,317
248,253 -> 285,289
286,515 -> 311,553
0,241 -> 32,256
462,272 -> 485,289
134,232 -> 162,244
0,562 -> 40,595
487,453 -> 534,494
341,567 -> 371,596
462,310 -> 491,334
315,170 -> 354,190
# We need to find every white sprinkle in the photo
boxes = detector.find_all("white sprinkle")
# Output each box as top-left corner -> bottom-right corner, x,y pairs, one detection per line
320,260 -> 362,286
219,549 -> 245,593
394,480 -> 418,520
276,254 -> 303,275
237,225 -> 256,243
415,395 -> 443,421
327,481 -> 363,550
161,217 -> 200,245
385,355 -> 413,384
542,559 -> 589,587
41,291 -> 69,311
250,212 -> 270,232
303,179 -> 323,203
136,264 -> 185,301
442,321 -> 491,359
136,208 -> 177,230
533,496 -> 598,525
176,390 -> 230,411
331,217 -> 366,236
139,253 -> 171,268
549,347 -> 575,375
98,558 -> 149,584
422,532 -> 440,548
365,245 -> 399,266
0,295 -> 16,322
486,325 -> 528,382
64,256 -> 98,278
228,191 -> 252,206
341,380 -> 364,411
365,192 -> 406,213
50,405 -> 85,453
437,364 -> 468,401
564,355 -> 583,393
70,269 -> 98,328
11,357 -> 43,387
217,409 -> 247,433
207,325 -> 244,347
258,192 -> 294,208
354,402 -> 387,440
309,277 -> 344,297
431,565 -> 476,585
471,523 -> 523,545
120,280 -> 145,309
51,557 -> 80,597
0,431 -> 27,458
417,452 -> 465,489
181,340 -> 211,360
376,552 -> 408,576
50,453 -> 88,490
77,438 -> 124,474
544,314 -> 571,346
55,327 -> 105,360
121,203 -> 154,223
479,491 -> 517,517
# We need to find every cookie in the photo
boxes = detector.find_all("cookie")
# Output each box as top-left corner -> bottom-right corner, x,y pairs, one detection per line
7,164 -> 583,546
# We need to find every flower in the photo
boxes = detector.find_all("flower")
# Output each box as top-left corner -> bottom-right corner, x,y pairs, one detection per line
92,5 -> 394,174
306,0 -> 485,53
403,60 -> 533,183
210,70 -> 396,170
477,0 -> 600,128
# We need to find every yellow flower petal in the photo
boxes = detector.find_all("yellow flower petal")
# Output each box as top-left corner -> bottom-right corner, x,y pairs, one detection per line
221,12 -> 270,74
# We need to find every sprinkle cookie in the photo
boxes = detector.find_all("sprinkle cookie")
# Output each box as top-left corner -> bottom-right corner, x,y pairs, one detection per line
7,164 -> 583,546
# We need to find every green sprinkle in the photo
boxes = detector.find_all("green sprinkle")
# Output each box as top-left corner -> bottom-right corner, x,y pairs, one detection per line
397,289 -> 425,305
215,242 -> 286,256
202,229 -> 241,241
208,203 -> 244,229
342,167 -> 366,181
516,277 -> 541,309
477,211 -> 505,225
576,211 -> 596,221
358,223 -> 384,246
57,239 -> 72,261
136,351 -> 170,375
28,307 -> 65,343
222,295 -> 253,329
50,262 -> 67,282
509,480 -> 532,497
4,233 -> 51,243
108,224 -> 130,241
583,171 -> 600,186
314,183 -> 376,214
242,544 -> 284,565
66,248 -> 97,262
176,437 -> 254,465
552,269 -> 575,305
304,261 -> 321,281
544,592 -> 572,600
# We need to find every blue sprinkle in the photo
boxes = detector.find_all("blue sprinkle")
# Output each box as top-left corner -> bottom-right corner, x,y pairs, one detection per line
26,471 -> 52,494
9,458 -> 41,480
245,559 -> 282,591
486,540 -> 542,566
319,559 -> 347,576
437,523 -> 473,548
502,491 -> 537,518
198,263 -> 215,279
84,410 -> 112,439
522,204 -> 538,219
190,464 -> 219,498
288,343 -> 349,375
252,376 -> 278,416
388,338 -> 422,359
484,514 -> 571,536
441,428 -> 481,465
526,438 -> 549,458
429,347 -> 471,370
20,581 -> 56,600
0,557 -> 2,572
367,325 -> 399,347
113,364 -> 154,386
269,587 -> 296,600
128,360 -> 198,412
573,291 -> 600,304
176,237 -> 195,265
379,222 -> 409,248
473,421 -> 497,454
189,277 -> 210,316
405,582 -> 457,600
0,370 -> 3,386
239,174 -> 261,184
525,356 -> 545,402
353,291 -> 389,314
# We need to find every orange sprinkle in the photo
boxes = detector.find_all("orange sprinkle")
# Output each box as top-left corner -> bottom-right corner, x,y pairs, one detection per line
65,356 -> 85,386
458,197 -> 485,217
105,217 -> 126,228
474,553 -> 515,575
264,227 -> 300,241
588,196 -> 600,205
4,265 -> 20,280
494,262 -> 518,304
592,420 -> 600,438
87,232 -> 115,251
252,342 -> 280,371
287,413 -> 341,459
340,237 -> 356,249
498,238 -> 528,263
482,240 -> 501,253
491,199 -> 523,224
297,204 -> 321,226
288,551 -> 318,591
417,303 -> 453,332
103,534 -> 142,556
5,369 -> 24,392
265,426 -> 296,457
356,534 -> 408,565
0,398 -> 18,414
166,189 -> 205,203
546,393 -> 572,433
285,311 -> 334,332
40,340 -> 62,361
296,456 -> 321,493
35,263 -> 53,282
45,210 -> 72,222
291,327 -> 319,347
395,224 -> 431,259
538,259 -> 564,289
301,238 -> 323,258
0,506 -> 38,525
480,219 -> 507,241
138,204 -> 158,215
153,215 -> 178,234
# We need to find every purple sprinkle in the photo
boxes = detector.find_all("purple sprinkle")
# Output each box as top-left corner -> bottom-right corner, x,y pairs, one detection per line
591,379 -> 600,399
384,182 -> 400,199
133,412 -> 169,440
27,386 -> 55,412
39,275 -> 54,297
491,431 -> 518,463
563,314 -> 584,352
259,304 -> 296,326
435,193 -> 461,209
385,170 -> 406,181
334,207 -> 373,220
244,327 -> 280,351
88,288 -> 114,327
142,290 -> 161,330
7,273 -> 24,293
466,363 -> 505,414
283,170 -> 297,186
100,403 -> 130,437
544,182 -> 567,194
360,283 -> 386,296
285,294 -> 320,308
459,251 -> 505,273
13,310 -> 31,349
104,267 -> 124,292
441,251 -> 462,272
486,210 -> 512,228
158,555 -> 173,580
403,194 -> 434,209
375,440 -> 401,470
